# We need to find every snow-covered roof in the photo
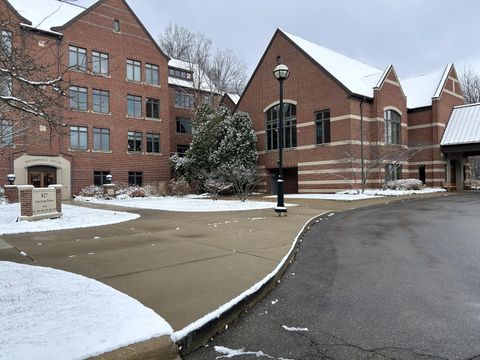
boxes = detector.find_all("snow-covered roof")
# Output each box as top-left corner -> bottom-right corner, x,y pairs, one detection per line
400,64 -> 452,109
7,0 -> 86,34
441,103 -> 480,146
280,29 -> 383,98
168,58 -> 219,93
226,93 -> 240,105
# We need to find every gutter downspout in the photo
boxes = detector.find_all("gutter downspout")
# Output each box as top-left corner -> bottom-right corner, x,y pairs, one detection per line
360,97 -> 365,193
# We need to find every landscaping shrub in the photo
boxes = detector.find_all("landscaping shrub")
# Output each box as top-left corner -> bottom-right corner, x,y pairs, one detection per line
78,185 -> 103,198
0,187 -> 5,204
383,178 -> 423,191
128,186 -> 146,198
167,178 -> 191,196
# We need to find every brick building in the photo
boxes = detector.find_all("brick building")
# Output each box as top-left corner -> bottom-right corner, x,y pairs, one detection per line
1,0 -> 171,198
236,29 -> 466,193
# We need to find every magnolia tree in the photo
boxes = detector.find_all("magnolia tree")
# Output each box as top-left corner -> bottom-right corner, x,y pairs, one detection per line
172,104 -> 258,200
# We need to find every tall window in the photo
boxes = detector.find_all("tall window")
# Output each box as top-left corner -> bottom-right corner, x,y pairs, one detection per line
113,20 -> 120,32
176,117 -> 192,134
0,74 -> 12,96
385,109 -> 401,145
92,51 -> 109,75
128,172 -> 143,186
145,63 -> 159,85
385,164 -> 402,182
146,133 -> 160,153
315,110 -> 331,144
70,126 -> 88,150
127,95 -> 142,117
266,103 -> 297,150
94,171 -> 110,186
175,91 -> 194,108
68,45 -> 87,71
93,128 -> 110,151
146,98 -> 160,118
93,89 -> 109,113
126,59 -> 141,81
0,120 -> 13,146
0,30 -> 12,56
176,144 -> 189,156
69,86 -> 87,110
128,131 -> 142,152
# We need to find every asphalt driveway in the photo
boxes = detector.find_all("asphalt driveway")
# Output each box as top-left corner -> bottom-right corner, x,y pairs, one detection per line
187,194 -> 480,360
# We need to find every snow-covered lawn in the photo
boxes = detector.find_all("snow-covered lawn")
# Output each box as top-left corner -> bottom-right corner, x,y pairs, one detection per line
75,195 -> 289,212
0,203 -> 139,235
0,261 -> 173,360
265,188 -> 446,201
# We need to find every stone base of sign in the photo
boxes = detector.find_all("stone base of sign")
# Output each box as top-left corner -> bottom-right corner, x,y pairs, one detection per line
4,185 -> 18,203
103,183 -> 116,198
18,185 -> 63,221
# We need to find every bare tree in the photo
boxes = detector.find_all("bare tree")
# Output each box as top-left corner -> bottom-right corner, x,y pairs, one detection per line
459,64 -> 480,104
158,23 -> 247,97
0,15 -> 67,150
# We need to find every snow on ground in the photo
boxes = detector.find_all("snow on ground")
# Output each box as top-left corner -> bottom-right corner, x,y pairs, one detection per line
0,261 -> 173,360
0,203 -> 139,235
75,196 -> 291,212
282,325 -> 309,332
265,187 -> 445,201
214,346 -> 293,360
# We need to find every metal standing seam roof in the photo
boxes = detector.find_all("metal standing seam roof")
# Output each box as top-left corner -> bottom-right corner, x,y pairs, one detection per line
441,103 -> 480,146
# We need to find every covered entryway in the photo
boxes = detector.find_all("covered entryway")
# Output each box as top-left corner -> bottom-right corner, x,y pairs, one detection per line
28,166 -> 57,188
441,103 -> 480,190
268,167 -> 298,194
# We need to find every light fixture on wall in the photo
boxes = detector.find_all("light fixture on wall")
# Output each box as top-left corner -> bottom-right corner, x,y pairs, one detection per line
273,63 -> 290,215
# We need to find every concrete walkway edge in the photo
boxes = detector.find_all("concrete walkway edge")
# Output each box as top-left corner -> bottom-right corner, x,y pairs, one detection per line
174,211 -> 331,356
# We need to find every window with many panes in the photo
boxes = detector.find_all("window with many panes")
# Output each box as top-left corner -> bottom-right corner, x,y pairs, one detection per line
145,63 -> 159,85
93,128 -> 110,151
69,45 -> 87,71
146,133 -> 160,153
128,171 -> 143,186
70,126 -> 88,150
0,74 -> 12,96
175,91 -> 194,108
146,98 -> 159,118
0,29 -> 12,56
113,20 -> 120,32
128,131 -> 142,152
92,51 -> 109,75
93,89 -> 109,113
94,171 -> 110,186
176,117 -> 193,134
169,67 -> 192,80
127,95 -> 142,117
126,59 -> 141,81
176,144 -> 189,156
0,120 -> 13,146
315,110 -> 331,144
385,164 -> 402,182
266,103 -> 297,150
385,109 -> 401,145
69,86 -> 87,111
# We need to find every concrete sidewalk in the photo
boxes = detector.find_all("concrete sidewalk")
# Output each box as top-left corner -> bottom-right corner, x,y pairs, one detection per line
0,192 -> 449,356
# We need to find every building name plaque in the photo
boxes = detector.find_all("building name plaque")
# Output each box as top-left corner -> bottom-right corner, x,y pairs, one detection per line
32,188 -> 57,216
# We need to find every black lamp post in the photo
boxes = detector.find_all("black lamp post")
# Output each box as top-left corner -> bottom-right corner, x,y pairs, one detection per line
273,64 -> 290,215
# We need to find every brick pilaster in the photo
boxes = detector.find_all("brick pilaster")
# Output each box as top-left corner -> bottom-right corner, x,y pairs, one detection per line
4,185 -> 18,203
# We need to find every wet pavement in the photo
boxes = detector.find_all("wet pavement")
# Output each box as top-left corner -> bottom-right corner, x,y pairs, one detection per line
187,194 -> 480,360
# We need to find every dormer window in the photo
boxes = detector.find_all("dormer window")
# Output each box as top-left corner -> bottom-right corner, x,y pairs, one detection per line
113,20 -> 120,33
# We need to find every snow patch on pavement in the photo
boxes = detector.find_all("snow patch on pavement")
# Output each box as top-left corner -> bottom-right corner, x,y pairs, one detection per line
76,196 -> 292,212
0,261 -> 173,360
0,203 -> 139,235
282,325 -> 309,332
339,188 -> 446,196
214,346 -> 293,359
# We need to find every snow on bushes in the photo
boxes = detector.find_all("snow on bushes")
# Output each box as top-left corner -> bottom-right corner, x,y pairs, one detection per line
167,178 -> 191,196
76,183 -> 160,200
383,178 -> 423,191
78,185 -> 104,198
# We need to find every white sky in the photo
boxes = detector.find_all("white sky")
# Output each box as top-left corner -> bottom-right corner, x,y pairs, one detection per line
77,0 -> 480,79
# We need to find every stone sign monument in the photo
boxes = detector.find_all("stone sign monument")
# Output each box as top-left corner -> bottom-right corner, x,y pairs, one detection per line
18,185 -> 63,221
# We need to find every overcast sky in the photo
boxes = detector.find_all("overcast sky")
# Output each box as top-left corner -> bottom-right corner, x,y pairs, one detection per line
79,0 -> 480,79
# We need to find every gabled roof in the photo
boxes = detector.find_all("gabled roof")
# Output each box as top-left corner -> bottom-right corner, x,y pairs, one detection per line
400,64 -> 453,109
280,29 -> 384,98
6,0 -> 85,34
225,93 -> 240,105
441,102 -> 480,146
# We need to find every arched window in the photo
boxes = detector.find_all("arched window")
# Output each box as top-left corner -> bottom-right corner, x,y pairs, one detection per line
384,109 -> 401,145
265,103 -> 297,150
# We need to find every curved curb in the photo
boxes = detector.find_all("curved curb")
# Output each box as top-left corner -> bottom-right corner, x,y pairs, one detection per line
174,211 -> 331,356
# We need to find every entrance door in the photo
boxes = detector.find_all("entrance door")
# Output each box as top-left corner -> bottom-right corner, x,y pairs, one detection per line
28,166 -> 57,188
418,165 -> 426,184
450,160 -> 457,185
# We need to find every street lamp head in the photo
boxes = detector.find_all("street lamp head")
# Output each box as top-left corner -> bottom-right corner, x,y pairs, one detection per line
106,174 -> 113,184
6,174 -> 15,185
273,64 -> 290,81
